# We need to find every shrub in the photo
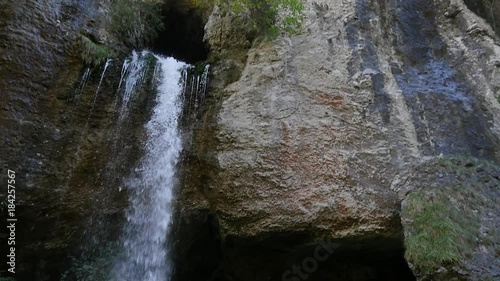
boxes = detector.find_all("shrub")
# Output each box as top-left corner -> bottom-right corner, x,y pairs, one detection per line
195,0 -> 305,38
78,34 -> 114,67
110,0 -> 164,48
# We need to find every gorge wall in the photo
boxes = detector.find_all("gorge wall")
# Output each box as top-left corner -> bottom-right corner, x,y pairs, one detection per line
0,0 -> 499,281
0,0 -> 171,279
176,0 -> 500,280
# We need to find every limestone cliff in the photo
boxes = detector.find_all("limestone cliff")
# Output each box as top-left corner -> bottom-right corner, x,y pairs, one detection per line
176,0 -> 500,280
1,0 -> 500,280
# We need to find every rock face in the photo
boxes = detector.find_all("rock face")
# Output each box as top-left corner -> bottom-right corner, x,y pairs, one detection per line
398,156 -> 500,280
176,0 -> 500,280
464,0 -> 500,36
1,0 -> 500,280
0,1 -> 152,280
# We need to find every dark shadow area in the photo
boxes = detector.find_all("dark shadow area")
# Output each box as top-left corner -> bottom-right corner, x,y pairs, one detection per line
463,0 -> 499,36
151,0 -> 209,64
171,225 -> 417,281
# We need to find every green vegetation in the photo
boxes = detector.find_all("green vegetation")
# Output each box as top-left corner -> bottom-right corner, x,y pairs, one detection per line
110,0 -> 164,48
403,155 -> 500,278
195,0 -> 305,38
0,277 -> 16,281
402,188 -> 479,275
61,242 -> 121,281
78,35 -> 114,67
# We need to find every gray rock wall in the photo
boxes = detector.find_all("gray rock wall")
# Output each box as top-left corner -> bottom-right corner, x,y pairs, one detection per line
176,0 -> 500,280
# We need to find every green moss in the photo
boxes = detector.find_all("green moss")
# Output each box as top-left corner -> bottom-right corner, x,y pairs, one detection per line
403,155 -> 500,277
78,35 -> 114,67
403,191 -> 479,275
189,61 -> 210,77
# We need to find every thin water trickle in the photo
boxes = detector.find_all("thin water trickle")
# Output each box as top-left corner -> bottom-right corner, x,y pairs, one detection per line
73,67 -> 91,104
201,65 -> 210,99
116,51 -> 153,121
86,59 -> 112,126
117,58 -> 131,97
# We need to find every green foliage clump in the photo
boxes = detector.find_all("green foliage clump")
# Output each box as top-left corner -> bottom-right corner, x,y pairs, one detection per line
402,191 -> 478,275
79,35 -> 114,67
195,0 -> 305,38
61,242 -> 121,281
110,0 -> 164,48
0,277 -> 16,281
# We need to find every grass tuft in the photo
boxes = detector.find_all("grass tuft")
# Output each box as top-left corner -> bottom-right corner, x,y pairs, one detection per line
403,191 -> 479,275
78,35 -> 114,67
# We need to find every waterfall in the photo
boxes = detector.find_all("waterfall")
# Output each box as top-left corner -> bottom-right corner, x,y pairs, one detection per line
111,55 -> 188,281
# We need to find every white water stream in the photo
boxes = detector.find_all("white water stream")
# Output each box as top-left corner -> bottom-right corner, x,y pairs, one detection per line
112,55 -> 187,281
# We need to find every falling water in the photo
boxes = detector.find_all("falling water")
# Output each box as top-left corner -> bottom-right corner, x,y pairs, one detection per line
111,55 -> 187,281
72,67 -> 91,104
86,59 -> 112,125
121,51 -> 150,106
200,65 -> 210,105
183,65 -> 210,122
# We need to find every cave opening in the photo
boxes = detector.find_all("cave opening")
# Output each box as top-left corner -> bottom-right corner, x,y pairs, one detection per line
171,228 -> 418,281
150,0 -> 209,64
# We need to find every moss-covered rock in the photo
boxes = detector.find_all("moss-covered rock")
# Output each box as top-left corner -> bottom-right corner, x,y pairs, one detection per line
400,157 -> 500,280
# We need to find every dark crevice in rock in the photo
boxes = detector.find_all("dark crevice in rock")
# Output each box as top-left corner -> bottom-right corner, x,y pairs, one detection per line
170,210 -> 224,281
463,0 -> 500,36
150,0 -> 209,64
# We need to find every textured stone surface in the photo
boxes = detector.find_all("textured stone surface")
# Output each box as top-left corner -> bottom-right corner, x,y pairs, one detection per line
464,0 -> 500,36
398,157 -> 500,280
177,0 -> 500,280
201,0 -> 500,241
0,1 -> 147,280
2,0 -> 500,280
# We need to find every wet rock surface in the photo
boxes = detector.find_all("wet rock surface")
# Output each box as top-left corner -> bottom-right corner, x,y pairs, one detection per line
0,1 -> 154,280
